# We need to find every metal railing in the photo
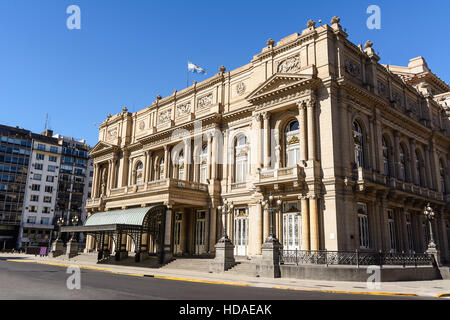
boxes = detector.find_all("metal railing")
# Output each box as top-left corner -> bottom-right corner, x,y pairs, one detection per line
279,249 -> 434,268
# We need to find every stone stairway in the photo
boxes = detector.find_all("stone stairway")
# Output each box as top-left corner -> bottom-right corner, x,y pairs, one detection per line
161,257 -> 213,273
225,261 -> 258,277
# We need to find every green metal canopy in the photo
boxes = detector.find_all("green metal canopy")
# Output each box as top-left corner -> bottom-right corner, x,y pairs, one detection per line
85,206 -> 158,227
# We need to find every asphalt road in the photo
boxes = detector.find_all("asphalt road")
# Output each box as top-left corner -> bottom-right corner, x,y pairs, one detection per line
0,259 -> 434,300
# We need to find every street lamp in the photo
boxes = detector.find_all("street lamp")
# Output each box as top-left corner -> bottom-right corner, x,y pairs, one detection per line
56,217 -> 65,241
423,203 -> 436,249
70,216 -> 79,241
260,194 -> 282,244
217,199 -> 234,243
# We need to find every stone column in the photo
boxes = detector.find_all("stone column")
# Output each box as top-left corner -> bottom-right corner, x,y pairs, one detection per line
255,202 -> 263,254
209,207 -> 217,254
409,139 -> 418,185
307,98 -> 317,161
211,133 -> 218,180
263,202 -> 269,241
147,151 -> 153,182
184,139 -> 190,181
92,163 -> 100,198
121,151 -> 130,187
163,205 -> 174,263
164,145 -> 170,179
424,145 -> 433,189
309,195 -> 320,250
263,112 -> 271,168
110,158 -> 117,190
207,133 -> 212,180
252,112 -> 263,169
301,195 -> 310,250
297,101 -> 308,162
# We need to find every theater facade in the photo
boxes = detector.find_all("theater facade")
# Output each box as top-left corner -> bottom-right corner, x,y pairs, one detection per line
82,18 -> 450,265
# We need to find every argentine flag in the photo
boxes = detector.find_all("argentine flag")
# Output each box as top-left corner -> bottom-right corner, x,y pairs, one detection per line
188,61 -> 207,75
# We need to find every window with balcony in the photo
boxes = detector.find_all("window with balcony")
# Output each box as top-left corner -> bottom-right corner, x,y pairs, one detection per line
135,161 -> 144,185
285,120 -> 300,168
199,145 -> 208,184
158,158 -> 165,180
234,135 -> 248,183
399,145 -> 407,181
177,151 -> 185,181
353,121 -> 365,169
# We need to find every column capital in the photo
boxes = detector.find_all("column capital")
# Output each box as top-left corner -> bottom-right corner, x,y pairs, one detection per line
262,111 -> 271,121
296,100 -> 307,109
252,112 -> 262,122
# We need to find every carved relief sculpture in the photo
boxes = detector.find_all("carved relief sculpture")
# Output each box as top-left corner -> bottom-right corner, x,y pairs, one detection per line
277,55 -> 300,74
344,59 -> 361,78
236,82 -> 246,96
198,94 -> 213,110
177,102 -> 191,117
159,109 -> 171,124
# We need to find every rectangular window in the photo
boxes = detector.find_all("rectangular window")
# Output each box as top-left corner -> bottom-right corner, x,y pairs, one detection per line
49,155 -> 57,162
31,184 -> 40,191
43,196 -> 52,203
50,146 -> 58,154
236,158 -> 247,183
46,176 -> 54,182
27,216 -> 36,223
357,203 -> 370,249
42,207 -> 51,214
33,174 -> 42,181
28,206 -> 38,213
37,144 -> 46,151
41,218 -> 49,225
387,209 -> 396,252
36,153 -> 44,161
34,163 -> 43,170
30,195 -> 39,202
48,165 -> 56,172
45,186 -> 53,193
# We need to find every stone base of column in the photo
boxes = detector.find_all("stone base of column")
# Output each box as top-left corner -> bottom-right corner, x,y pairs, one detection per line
115,251 -> 128,261
256,240 -> 283,278
49,240 -> 65,258
427,246 -> 442,267
65,240 -> 79,259
209,241 -> 236,272
134,251 -> 149,263
163,245 -> 173,264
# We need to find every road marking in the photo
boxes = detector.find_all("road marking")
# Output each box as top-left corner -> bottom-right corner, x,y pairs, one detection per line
153,275 -> 250,287
273,286 -> 418,297
5,259 -> 143,278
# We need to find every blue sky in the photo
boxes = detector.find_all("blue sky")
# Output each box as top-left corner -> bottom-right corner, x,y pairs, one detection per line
0,0 -> 449,147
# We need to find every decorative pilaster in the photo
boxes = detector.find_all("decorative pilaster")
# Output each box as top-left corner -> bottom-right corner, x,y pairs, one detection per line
297,101 -> 308,161
263,112 -> 271,168
309,194 -> 320,250
300,195 -> 310,250
307,97 -> 317,161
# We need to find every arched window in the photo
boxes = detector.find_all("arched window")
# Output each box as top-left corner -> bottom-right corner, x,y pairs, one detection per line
177,150 -> 185,180
159,157 -> 165,180
440,160 -> 447,194
235,135 -> 247,183
353,121 -> 365,168
199,145 -> 208,184
399,145 -> 407,181
135,162 -> 144,185
382,137 -> 390,176
285,120 -> 300,167
415,150 -> 424,187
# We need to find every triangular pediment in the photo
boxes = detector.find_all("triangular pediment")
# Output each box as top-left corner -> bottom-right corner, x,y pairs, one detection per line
89,141 -> 116,156
246,73 -> 317,103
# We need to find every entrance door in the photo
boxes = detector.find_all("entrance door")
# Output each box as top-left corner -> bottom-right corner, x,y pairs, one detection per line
234,208 -> 248,256
283,202 -> 301,250
173,213 -> 182,255
195,211 -> 206,255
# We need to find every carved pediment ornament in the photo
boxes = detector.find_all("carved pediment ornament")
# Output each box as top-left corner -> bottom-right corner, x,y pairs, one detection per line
277,55 -> 300,74
107,129 -> 117,141
287,136 -> 300,145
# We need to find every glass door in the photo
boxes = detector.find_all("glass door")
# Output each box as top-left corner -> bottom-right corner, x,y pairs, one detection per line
282,202 -> 301,250
234,208 -> 248,256
195,211 -> 206,255
173,212 -> 182,255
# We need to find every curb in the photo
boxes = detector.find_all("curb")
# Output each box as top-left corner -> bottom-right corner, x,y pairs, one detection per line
2,259 -> 438,298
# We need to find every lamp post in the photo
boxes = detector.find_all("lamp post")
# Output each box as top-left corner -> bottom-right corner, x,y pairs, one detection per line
217,199 -> 234,244
424,203 -> 441,266
56,217 -> 64,241
70,216 -> 79,241
209,198 -> 236,272
258,193 -> 283,278
260,194 -> 282,244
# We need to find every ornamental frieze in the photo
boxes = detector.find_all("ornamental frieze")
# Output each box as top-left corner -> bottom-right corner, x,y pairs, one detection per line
106,128 -> 117,141
158,109 -> 171,124
176,102 -> 191,117
198,94 -> 212,110
344,59 -> 361,79
277,55 -> 300,73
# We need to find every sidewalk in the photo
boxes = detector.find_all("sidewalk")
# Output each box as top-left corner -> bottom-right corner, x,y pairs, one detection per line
2,253 -> 450,298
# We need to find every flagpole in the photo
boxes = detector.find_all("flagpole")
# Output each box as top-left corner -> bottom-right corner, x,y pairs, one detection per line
187,57 -> 189,88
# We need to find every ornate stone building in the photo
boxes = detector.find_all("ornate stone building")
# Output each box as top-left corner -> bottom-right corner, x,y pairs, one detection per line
84,18 -> 450,264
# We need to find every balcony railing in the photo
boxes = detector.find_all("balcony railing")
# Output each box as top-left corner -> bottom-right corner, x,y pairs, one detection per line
280,249 -> 434,267
256,165 -> 303,184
